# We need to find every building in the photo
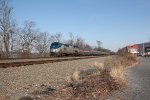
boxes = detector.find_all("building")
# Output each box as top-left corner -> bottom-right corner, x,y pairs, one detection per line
127,44 -> 139,54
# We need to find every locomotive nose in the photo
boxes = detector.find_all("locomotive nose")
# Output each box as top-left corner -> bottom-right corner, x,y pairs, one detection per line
50,49 -> 59,56
50,49 -> 58,53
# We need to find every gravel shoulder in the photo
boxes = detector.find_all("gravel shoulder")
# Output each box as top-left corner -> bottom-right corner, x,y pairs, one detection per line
0,57 -> 107,100
106,57 -> 150,100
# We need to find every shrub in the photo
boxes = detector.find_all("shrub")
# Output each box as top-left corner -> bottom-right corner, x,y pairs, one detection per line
117,53 -> 138,67
67,70 -> 81,82
91,53 -> 138,86
92,62 -> 104,74
109,65 -> 126,85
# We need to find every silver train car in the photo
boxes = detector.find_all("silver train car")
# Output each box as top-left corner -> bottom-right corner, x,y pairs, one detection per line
50,42 -> 79,56
50,42 -> 110,56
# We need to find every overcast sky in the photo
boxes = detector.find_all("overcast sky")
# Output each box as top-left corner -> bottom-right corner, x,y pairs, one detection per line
11,0 -> 150,51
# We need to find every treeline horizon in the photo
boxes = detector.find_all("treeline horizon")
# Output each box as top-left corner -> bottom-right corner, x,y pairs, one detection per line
0,0 -> 112,58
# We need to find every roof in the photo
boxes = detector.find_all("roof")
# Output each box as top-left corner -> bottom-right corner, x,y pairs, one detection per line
127,45 -> 139,49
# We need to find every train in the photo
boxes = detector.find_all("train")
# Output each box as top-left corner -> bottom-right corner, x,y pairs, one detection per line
50,42 -> 110,56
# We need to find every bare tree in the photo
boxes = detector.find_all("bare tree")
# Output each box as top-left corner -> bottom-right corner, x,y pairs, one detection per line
0,31 -> 3,58
84,43 -> 92,50
50,33 -> 62,42
54,33 -> 62,42
35,32 -> 51,57
67,32 -> 74,45
19,21 -> 37,57
0,0 -> 13,57
74,37 -> 85,49
96,40 -> 102,48
9,20 -> 19,56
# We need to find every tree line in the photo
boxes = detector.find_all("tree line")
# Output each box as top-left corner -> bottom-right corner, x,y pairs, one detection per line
0,0 -> 112,58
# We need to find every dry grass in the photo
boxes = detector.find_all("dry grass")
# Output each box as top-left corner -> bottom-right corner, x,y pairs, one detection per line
117,52 -> 138,67
66,70 -> 81,83
28,53 -> 138,100
109,65 -> 126,84
92,62 -> 104,72
59,54 -> 137,99
92,61 -> 126,87
71,70 -> 80,81
95,53 -> 138,85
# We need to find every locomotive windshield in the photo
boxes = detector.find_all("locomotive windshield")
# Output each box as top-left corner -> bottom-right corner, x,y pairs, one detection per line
50,42 -> 62,49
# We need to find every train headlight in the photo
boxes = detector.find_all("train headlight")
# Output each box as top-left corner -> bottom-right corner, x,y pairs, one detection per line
51,49 -> 57,52
55,49 -> 58,52
53,49 -> 59,53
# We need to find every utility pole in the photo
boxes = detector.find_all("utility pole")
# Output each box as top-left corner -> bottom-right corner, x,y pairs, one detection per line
143,42 -> 145,56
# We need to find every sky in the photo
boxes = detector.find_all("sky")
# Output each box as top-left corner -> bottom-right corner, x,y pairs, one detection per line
11,0 -> 150,51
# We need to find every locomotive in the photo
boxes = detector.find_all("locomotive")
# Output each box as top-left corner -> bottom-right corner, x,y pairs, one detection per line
50,42 -> 78,56
50,42 -> 109,56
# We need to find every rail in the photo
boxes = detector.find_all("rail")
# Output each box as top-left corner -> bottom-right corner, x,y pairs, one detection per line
0,56 -> 98,68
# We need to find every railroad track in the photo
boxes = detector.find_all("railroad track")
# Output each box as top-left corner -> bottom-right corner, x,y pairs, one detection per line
0,56 -> 98,68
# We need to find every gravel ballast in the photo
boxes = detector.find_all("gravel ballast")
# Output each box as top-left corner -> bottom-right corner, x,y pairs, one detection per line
0,57 -> 107,100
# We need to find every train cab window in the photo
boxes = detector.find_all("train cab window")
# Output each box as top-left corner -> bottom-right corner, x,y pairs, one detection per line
50,42 -> 62,49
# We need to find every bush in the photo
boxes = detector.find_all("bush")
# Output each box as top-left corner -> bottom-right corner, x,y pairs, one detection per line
92,53 -> 138,84
117,53 -> 138,67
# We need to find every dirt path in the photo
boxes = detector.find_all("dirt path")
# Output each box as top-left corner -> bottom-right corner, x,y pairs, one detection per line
106,57 -> 150,100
